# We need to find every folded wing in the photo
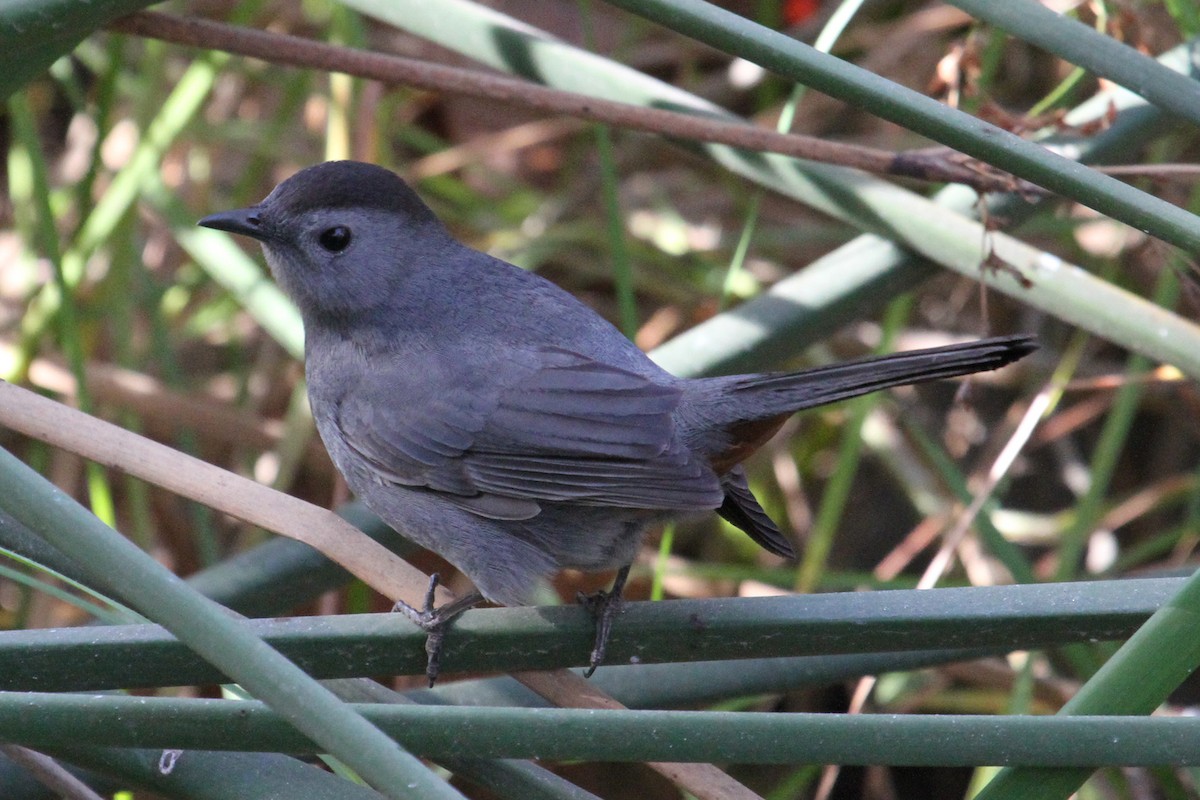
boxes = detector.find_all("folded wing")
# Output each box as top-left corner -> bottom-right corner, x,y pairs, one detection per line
336,347 -> 724,519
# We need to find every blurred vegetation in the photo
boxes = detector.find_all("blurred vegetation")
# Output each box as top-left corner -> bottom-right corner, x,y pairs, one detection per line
3,1 -> 1200,799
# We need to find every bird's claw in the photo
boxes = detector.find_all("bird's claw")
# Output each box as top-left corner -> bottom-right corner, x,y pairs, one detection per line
392,573 -> 481,686
576,564 -> 631,677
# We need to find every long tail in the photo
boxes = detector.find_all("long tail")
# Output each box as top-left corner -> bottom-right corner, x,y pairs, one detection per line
691,334 -> 1037,472
727,334 -> 1036,413
695,333 -> 1035,559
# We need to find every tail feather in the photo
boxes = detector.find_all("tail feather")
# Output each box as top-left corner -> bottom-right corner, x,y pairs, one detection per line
724,334 -> 1037,415
717,465 -> 795,558
698,333 -> 1035,559
688,334 -> 1036,473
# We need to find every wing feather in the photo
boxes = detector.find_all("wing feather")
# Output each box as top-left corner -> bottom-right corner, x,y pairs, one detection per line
336,346 -> 722,518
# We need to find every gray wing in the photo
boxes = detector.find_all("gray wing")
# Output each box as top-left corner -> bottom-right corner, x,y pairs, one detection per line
336,347 -> 723,519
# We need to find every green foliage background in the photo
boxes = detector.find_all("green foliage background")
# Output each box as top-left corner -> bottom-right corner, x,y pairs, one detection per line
3,1 -> 1200,799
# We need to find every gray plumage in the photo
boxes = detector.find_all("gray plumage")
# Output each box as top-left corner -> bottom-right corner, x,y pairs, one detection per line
200,161 -> 1035,607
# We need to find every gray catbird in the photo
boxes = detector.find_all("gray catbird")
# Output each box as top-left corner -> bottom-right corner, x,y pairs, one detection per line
200,160 -> 1035,682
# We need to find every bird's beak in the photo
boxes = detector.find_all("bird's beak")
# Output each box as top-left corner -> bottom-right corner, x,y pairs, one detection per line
198,207 -> 266,240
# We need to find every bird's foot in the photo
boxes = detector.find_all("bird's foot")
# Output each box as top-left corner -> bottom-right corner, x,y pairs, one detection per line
576,564 -> 631,677
392,573 -> 482,687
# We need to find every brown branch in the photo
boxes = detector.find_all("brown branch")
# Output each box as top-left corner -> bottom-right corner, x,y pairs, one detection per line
107,10 -> 1036,196
0,745 -> 106,800
1093,163 -> 1200,180
2,345 -> 334,480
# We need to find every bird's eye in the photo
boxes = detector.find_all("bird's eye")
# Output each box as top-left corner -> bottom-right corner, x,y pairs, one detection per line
318,225 -> 352,253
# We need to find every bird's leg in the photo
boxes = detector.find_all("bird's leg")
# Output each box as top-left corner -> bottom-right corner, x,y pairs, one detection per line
577,564 -> 631,677
392,573 -> 483,686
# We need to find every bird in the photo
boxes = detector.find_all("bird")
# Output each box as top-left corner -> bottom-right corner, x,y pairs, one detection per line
199,160 -> 1035,683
